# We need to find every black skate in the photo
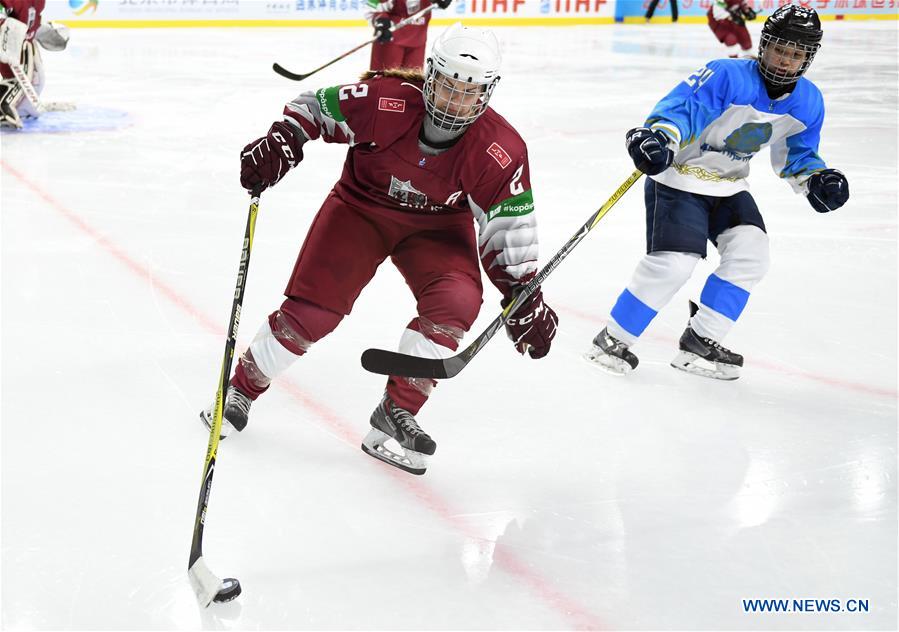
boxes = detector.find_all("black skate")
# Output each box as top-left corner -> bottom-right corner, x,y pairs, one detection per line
584,326 -> 639,375
199,386 -> 252,440
670,302 -> 743,380
361,394 -> 436,476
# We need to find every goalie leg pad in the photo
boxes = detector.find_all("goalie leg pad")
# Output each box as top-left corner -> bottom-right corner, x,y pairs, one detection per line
0,80 -> 24,128
15,42 -> 43,119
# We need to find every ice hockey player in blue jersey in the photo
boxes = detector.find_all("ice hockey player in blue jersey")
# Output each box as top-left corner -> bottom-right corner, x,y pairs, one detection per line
585,4 -> 849,381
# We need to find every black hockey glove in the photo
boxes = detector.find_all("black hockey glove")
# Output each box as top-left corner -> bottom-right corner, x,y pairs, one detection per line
373,16 -> 393,42
806,169 -> 849,213
727,5 -> 745,25
502,288 -> 558,360
741,5 -> 757,20
626,127 -> 674,176
434,0 -> 452,8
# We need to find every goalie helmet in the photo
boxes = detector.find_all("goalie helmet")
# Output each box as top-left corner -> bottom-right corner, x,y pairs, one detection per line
423,23 -> 501,133
757,4 -> 823,86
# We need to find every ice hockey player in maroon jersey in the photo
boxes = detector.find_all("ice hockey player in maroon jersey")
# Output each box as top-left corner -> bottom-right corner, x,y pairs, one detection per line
367,0 -> 452,71
0,0 -> 70,128
707,0 -> 758,58
200,23 -> 558,475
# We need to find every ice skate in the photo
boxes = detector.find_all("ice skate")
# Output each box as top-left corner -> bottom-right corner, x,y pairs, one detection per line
670,302 -> 743,380
584,327 -> 639,375
361,394 -> 436,476
199,386 -> 252,440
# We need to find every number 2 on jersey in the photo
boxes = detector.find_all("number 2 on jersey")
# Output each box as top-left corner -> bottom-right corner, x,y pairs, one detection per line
339,84 -> 369,100
509,165 -> 524,195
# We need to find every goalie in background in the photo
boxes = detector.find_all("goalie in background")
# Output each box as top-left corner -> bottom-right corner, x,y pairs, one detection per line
0,0 -> 70,129
707,0 -> 759,59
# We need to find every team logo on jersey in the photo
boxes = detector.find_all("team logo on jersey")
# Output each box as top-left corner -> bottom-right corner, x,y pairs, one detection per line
702,122 -> 773,162
379,98 -> 406,113
388,175 -> 429,209
486,142 -> 512,169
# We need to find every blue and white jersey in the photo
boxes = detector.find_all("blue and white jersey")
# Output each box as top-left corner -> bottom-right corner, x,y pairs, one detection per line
646,58 -> 828,197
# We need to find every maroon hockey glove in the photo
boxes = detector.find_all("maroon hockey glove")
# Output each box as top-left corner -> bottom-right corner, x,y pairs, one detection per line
502,288 -> 558,359
240,121 -> 304,192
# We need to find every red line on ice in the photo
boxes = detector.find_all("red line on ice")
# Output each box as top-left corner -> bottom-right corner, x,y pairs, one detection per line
3,160 -> 605,631
561,304 -> 897,400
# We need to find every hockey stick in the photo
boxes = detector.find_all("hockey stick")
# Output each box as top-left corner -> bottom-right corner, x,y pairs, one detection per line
272,4 -> 436,82
187,189 -> 261,607
7,60 -> 74,114
360,169 -> 645,379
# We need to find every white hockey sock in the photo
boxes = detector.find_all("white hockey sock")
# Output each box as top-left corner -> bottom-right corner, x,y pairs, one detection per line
396,318 -> 462,395
245,319 -> 305,384
608,251 -> 701,345
691,225 -> 769,342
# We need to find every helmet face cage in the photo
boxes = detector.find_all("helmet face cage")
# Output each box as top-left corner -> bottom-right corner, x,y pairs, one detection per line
758,32 -> 820,86
423,63 -> 498,132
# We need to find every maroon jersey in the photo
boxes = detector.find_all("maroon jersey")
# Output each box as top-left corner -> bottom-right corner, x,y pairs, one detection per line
1,0 -> 44,40
1,0 -> 43,79
366,0 -> 432,48
708,0 -> 750,22
281,75 -> 539,297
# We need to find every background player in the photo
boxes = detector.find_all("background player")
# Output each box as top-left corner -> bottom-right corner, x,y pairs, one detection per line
645,0 -> 678,23
368,0 -> 452,71
707,0 -> 759,58
585,5 -> 849,381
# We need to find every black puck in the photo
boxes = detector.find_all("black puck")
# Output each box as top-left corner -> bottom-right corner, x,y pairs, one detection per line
213,577 -> 242,603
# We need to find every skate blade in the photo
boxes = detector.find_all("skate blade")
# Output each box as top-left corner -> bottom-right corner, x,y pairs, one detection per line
361,428 -> 428,476
583,346 -> 632,376
670,351 -> 740,381
199,409 -> 232,440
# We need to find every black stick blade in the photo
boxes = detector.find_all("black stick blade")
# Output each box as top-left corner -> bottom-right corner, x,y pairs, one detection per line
272,63 -> 308,82
360,349 -> 463,379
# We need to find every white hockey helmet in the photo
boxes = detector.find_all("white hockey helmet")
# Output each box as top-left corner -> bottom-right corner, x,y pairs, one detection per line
423,23 -> 501,133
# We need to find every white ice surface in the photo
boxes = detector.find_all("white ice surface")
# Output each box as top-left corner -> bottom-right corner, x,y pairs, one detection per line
1,20 -> 896,631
